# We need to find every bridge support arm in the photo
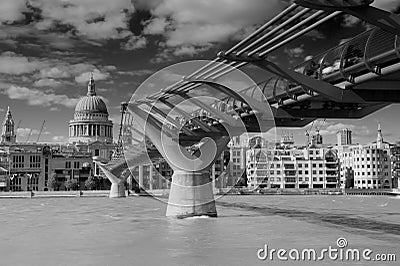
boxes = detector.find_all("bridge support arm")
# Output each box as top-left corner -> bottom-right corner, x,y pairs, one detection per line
219,53 -> 366,104
95,162 -> 127,198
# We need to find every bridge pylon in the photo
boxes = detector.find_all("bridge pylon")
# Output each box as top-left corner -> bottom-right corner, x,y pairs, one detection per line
127,101 -> 232,218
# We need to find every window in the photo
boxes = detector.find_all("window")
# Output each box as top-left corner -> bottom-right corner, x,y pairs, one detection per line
74,161 -> 80,169
95,149 -> 100,156
29,155 -> 41,168
312,164 -> 316,168
65,161 -> 71,169
12,155 -> 24,168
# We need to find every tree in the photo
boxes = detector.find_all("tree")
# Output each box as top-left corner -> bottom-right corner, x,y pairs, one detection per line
65,178 -> 79,191
85,176 -> 97,190
48,175 -> 59,191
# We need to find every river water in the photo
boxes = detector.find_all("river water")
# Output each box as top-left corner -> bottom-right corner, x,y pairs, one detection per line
0,195 -> 399,266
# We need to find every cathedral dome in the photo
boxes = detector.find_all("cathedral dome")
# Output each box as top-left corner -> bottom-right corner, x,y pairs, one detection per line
74,74 -> 108,114
69,73 -> 113,144
75,96 -> 108,114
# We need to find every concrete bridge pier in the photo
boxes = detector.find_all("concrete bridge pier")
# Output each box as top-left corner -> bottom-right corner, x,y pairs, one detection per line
166,170 -> 217,218
109,182 -> 127,198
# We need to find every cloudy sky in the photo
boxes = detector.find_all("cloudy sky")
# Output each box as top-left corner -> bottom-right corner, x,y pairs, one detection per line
0,0 -> 399,145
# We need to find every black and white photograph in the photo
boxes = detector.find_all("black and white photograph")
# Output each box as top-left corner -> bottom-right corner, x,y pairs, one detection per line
0,0 -> 399,265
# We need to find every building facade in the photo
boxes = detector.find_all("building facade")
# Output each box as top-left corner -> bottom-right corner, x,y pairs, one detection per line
390,143 -> 400,189
0,75 -> 116,192
336,125 -> 393,189
68,75 -> 115,178
337,129 -> 352,146
246,135 -> 339,189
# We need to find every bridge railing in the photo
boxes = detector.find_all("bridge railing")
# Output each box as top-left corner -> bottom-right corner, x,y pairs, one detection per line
294,27 -> 400,83
259,27 -> 400,105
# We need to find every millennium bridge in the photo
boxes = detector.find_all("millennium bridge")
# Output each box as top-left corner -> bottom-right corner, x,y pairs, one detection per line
96,0 -> 400,218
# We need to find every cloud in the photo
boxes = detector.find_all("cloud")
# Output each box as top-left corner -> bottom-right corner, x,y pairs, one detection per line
372,0 -> 400,11
4,85 -> 80,108
319,122 -> 372,138
341,14 -> 361,27
0,0 -> 27,24
284,45 -> 305,59
37,63 -> 116,84
38,67 -> 71,79
172,45 -> 212,56
51,136 -> 66,142
38,63 -> 98,80
143,17 -> 170,35
139,0 -> 286,56
33,78 -> 62,88
304,30 -> 325,40
0,51 -> 116,88
117,69 -> 154,76
75,69 -> 110,84
0,51 -> 47,75
17,128 -> 40,139
28,0 -> 135,41
121,35 -> 147,50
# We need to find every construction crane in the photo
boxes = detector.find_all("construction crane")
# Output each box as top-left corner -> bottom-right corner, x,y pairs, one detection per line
36,120 -> 45,143
313,118 -> 326,145
315,118 -> 326,135
305,121 -> 314,146
25,129 -> 33,143
15,120 -> 22,131
117,102 -> 128,148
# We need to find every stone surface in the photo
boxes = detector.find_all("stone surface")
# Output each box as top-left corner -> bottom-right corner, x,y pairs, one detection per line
109,182 -> 126,198
166,170 -> 217,218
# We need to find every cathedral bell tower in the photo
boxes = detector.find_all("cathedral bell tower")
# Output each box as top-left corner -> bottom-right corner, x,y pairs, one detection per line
1,106 -> 16,144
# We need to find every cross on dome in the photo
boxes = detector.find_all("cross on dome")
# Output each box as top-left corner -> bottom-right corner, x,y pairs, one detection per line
87,72 -> 96,96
